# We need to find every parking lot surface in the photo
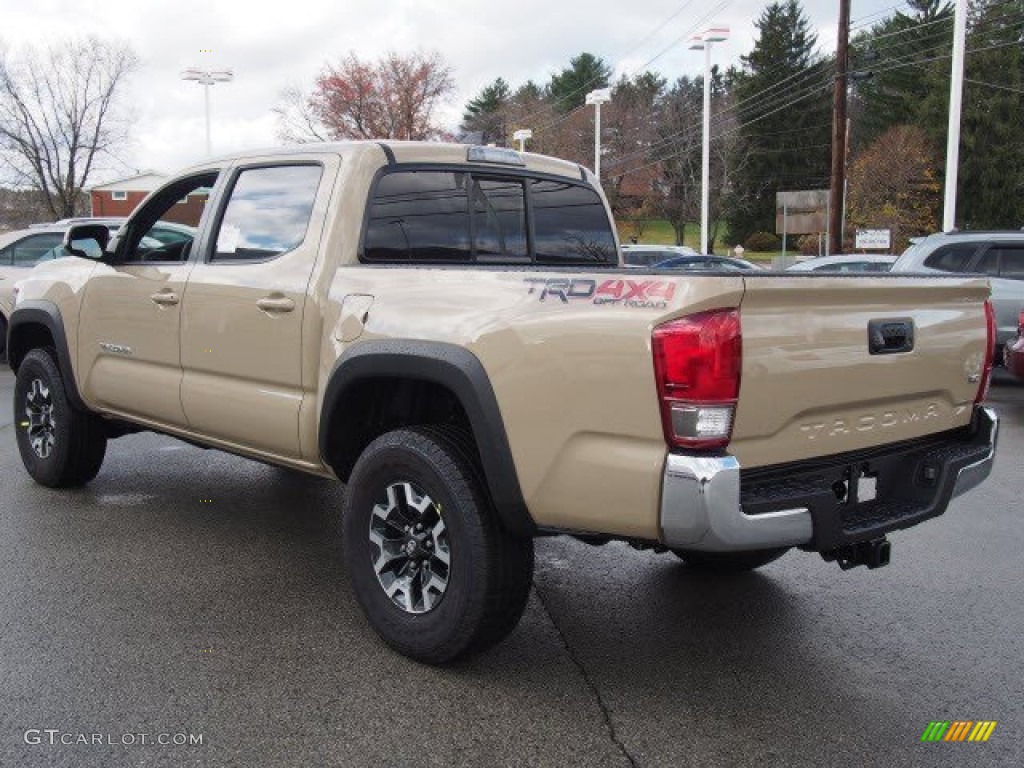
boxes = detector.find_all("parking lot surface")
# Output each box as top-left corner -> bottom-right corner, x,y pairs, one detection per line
1,367 -> 1021,767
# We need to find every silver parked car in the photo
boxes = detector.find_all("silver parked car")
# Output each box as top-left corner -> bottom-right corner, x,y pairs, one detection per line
787,254 -> 897,272
891,231 -> 1024,360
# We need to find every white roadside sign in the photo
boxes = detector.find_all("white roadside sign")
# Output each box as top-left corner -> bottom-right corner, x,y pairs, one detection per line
855,229 -> 892,250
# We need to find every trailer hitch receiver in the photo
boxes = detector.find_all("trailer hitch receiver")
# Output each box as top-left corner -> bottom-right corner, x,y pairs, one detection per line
821,538 -> 891,570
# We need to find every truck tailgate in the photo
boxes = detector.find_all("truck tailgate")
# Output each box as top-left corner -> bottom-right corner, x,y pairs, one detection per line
731,275 -> 991,468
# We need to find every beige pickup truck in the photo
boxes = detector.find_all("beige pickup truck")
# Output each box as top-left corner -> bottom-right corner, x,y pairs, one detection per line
6,142 -> 998,663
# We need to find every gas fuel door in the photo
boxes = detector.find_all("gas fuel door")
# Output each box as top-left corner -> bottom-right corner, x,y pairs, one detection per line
336,294 -> 375,342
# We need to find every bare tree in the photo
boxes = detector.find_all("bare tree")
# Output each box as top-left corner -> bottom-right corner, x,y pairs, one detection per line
273,83 -> 329,144
278,51 -> 455,142
651,77 -> 703,246
0,38 -> 139,219
709,90 -> 751,251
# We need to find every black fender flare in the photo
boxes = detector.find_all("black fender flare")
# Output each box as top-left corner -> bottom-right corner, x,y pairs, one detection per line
320,340 -> 535,536
8,300 -> 90,413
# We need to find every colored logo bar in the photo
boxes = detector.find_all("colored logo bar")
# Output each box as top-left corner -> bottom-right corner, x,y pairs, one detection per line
921,721 -> 997,742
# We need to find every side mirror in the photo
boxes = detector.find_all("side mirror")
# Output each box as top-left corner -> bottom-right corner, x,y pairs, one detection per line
63,224 -> 111,259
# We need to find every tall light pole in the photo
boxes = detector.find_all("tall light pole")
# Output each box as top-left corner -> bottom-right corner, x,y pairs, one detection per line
180,67 -> 234,156
689,28 -> 729,255
513,128 -> 533,153
943,0 -> 968,231
585,87 -> 611,180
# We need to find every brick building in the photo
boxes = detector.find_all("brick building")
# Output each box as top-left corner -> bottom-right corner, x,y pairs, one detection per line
89,172 -> 211,226
89,172 -> 167,217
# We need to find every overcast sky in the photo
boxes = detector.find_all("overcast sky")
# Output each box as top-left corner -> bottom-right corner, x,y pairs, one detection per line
3,0 -> 901,182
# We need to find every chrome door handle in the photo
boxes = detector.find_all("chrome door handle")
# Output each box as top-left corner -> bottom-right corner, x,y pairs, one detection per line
150,291 -> 179,306
257,296 -> 295,313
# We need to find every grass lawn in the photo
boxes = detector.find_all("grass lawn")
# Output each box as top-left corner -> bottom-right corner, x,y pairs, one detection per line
615,218 -> 796,265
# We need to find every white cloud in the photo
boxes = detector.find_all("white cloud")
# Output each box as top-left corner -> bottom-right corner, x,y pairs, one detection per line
1,0 -> 898,181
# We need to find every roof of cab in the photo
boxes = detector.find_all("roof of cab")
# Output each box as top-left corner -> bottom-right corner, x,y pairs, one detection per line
187,140 -> 591,182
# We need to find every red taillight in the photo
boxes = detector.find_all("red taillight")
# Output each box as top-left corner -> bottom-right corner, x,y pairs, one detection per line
652,308 -> 741,450
975,300 -> 996,404
1018,308 -> 1024,335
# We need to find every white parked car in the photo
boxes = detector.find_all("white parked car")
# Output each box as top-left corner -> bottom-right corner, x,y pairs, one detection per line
0,220 -> 195,359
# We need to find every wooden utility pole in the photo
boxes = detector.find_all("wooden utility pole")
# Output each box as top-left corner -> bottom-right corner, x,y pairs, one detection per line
829,0 -> 851,256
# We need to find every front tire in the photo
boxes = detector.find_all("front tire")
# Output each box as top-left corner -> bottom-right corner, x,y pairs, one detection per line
14,348 -> 107,488
342,427 -> 533,664
671,547 -> 789,572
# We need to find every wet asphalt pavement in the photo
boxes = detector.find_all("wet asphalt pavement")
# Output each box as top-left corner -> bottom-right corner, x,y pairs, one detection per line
0,367 -> 1021,767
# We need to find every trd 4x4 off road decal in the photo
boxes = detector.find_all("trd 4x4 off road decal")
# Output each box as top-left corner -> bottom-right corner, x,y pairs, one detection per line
524,277 -> 675,309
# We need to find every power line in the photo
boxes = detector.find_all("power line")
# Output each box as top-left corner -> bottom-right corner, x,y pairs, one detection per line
613,79 -> 833,180
517,0 -> 724,133
965,77 -> 1024,96
608,8 -> 1021,177
605,57 -> 834,171
849,2 -> 913,32
860,2 -> 1022,59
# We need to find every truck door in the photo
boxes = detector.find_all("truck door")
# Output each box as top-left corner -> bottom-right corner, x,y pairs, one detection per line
76,171 -> 220,427
179,158 -> 336,459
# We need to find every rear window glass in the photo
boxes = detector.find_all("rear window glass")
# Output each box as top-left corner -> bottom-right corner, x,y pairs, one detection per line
362,169 -> 616,265
924,244 -> 977,272
472,177 -> 527,261
363,171 -> 471,262
531,179 -> 616,265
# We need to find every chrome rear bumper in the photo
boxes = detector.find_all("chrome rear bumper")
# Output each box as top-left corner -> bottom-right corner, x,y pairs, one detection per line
659,407 -> 998,553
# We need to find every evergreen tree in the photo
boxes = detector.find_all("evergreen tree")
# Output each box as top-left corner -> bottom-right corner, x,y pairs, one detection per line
958,0 -> 1024,228
461,77 -> 512,145
852,1 -> 954,151
546,53 -> 612,113
724,0 -> 832,243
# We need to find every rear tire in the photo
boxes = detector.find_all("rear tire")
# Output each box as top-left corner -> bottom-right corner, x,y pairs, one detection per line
671,547 -> 789,572
342,427 -> 534,664
14,348 -> 107,488
0,314 -> 7,362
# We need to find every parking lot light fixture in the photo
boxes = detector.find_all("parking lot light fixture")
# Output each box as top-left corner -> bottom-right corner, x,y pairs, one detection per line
585,88 -> 611,180
690,27 -> 729,255
180,68 -> 234,157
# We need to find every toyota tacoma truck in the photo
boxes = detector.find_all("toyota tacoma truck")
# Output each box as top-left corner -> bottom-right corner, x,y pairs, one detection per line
5,142 -> 998,664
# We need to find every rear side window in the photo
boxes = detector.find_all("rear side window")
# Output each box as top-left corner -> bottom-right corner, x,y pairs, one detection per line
362,169 -> 616,265
213,165 -> 322,262
924,244 -> 978,272
1002,248 -> 1024,279
981,245 -> 1024,280
531,179 -> 616,265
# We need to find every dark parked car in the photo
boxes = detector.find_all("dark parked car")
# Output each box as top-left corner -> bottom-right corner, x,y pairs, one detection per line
620,244 -> 698,267
652,254 -> 761,271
